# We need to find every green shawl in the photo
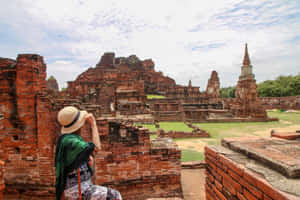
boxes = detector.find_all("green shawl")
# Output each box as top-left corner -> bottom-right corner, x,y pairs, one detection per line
55,134 -> 95,200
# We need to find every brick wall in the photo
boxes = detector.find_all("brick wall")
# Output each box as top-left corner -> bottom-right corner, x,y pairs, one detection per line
157,130 -> 210,139
223,96 -> 300,111
92,120 -> 183,200
260,96 -> 300,110
205,142 -> 299,200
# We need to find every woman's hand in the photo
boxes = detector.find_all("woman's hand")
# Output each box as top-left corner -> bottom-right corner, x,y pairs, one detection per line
88,155 -> 94,168
85,113 -> 96,126
85,113 -> 101,150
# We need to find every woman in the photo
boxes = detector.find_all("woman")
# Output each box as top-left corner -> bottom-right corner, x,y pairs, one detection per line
55,106 -> 122,200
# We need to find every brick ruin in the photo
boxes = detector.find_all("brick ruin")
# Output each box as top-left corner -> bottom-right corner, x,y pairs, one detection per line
148,44 -> 278,123
157,128 -> 210,139
61,45 -> 289,124
206,70 -> 220,99
205,136 -> 300,200
46,75 -> 59,92
66,53 -> 176,116
260,96 -> 300,110
0,55 -> 182,200
230,44 -> 268,119
165,80 -> 201,98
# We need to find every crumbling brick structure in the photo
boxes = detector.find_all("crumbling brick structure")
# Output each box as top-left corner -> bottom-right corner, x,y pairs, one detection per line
0,55 -> 57,199
157,129 -> 210,139
46,75 -> 59,92
0,54 -> 182,200
66,53 -> 176,116
260,96 -> 300,110
231,44 -> 268,119
92,121 -> 183,199
148,99 -> 184,121
166,82 -> 201,98
205,137 -> 300,200
206,70 -> 220,99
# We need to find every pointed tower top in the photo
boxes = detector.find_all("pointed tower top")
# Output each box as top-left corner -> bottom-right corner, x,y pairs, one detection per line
243,43 -> 251,66
188,80 -> 192,87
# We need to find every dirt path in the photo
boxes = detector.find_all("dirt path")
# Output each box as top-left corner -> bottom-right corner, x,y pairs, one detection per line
181,169 -> 206,200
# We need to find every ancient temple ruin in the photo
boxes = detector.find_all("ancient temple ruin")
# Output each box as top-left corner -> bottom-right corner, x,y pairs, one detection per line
0,55 -> 182,199
231,44 -> 268,119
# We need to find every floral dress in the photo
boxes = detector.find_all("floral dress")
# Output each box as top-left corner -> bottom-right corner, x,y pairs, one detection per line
64,162 -> 122,200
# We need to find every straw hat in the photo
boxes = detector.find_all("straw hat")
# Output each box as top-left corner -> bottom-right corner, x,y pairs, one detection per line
57,106 -> 88,134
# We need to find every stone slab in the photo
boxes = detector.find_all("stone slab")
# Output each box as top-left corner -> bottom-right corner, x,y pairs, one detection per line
222,137 -> 300,178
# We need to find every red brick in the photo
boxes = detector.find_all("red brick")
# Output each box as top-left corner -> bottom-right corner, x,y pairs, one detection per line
263,194 -> 272,200
205,146 -> 218,158
244,189 -> 259,200
215,179 -> 223,192
218,168 -> 242,194
212,182 -> 227,200
237,192 -> 247,200
238,176 -> 263,199
219,154 -> 244,176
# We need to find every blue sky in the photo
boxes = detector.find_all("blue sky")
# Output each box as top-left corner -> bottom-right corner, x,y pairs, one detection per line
1,0 -> 300,90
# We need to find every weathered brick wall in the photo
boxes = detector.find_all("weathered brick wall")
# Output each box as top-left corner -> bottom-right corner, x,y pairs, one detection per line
148,99 -> 184,121
157,129 -> 210,139
0,160 -> 4,200
260,96 -> 300,110
91,120 -> 183,200
166,85 -> 201,98
205,141 -> 300,200
0,55 -> 57,199
222,96 -> 300,111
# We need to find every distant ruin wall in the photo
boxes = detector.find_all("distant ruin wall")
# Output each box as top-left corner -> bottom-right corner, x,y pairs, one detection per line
260,96 -> 300,110
157,130 -> 210,139
222,96 -> 300,110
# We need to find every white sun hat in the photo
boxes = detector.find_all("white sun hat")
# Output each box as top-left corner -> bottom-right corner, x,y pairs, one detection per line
57,106 -> 88,134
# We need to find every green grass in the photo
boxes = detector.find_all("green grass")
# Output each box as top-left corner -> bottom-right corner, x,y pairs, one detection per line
137,111 -> 300,161
136,122 -> 193,132
159,122 -> 193,132
147,94 -> 166,99
181,149 -> 204,162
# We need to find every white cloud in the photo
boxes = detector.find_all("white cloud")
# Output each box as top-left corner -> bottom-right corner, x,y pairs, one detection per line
47,60 -> 89,89
0,0 -> 299,90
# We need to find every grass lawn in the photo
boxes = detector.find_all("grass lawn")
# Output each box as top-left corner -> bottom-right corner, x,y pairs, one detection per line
137,111 -> 300,161
180,110 -> 300,161
136,121 -> 193,132
147,94 -> 166,99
